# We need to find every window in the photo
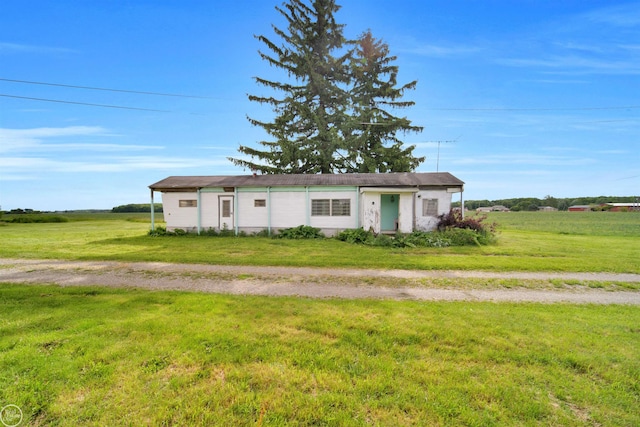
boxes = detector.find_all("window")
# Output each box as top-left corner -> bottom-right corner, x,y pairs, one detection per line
221,200 -> 231,217
179,199 -> 197,208
331,199 -> 350,216
422,199 -> 438,217
254,199 -> 266,207
311,199 -> 330,216
312,199 -> 350,216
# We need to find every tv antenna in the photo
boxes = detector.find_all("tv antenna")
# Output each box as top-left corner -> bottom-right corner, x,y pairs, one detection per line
423,138 -> 458,172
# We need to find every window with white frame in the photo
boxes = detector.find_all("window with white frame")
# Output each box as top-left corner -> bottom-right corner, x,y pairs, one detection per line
179,199 -> 197,208
422,199 -> 438,217
254,199 -> 266,207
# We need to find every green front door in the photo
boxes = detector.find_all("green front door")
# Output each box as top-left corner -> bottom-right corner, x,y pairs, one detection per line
381,194 -> 399,232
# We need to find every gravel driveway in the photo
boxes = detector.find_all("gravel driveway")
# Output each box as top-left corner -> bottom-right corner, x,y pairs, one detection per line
1,258 -> 639,304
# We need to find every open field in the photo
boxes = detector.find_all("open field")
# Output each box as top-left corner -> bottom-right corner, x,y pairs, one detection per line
1,211 -> 639,425
1,284 -> 638,426
1,211 -> 639,273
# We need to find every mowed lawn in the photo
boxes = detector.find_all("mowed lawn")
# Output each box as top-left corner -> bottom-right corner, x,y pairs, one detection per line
0,211 -> 639,273
1,211 -> 639,425
0,284 -> 638,426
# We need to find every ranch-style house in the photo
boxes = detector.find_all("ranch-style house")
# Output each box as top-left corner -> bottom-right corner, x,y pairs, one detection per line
149,172 -> 465,236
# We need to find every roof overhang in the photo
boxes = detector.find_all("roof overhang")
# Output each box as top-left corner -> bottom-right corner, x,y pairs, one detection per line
360,187 -> 419,193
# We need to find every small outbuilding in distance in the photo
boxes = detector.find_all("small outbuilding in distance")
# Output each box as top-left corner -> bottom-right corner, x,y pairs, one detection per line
149,172 -> 465,236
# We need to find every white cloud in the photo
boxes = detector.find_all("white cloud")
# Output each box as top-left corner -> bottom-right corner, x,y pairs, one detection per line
452,154 -> 596,167
0,41 -> 77,54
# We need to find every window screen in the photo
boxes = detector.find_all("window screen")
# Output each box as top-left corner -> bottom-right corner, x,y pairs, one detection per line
179,200 -> 197,208
254,199 -> 266,207
422,199 -> 438,217
331,199 -> 350,216
311,199 -> 330,216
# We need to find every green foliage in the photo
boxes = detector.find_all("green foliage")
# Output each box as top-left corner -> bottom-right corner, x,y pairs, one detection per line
229,0 -> 423,174
1,285 -> 639,425
276,225 -> 325,239
6,214 -> 69,223
458,196 -> 639,211
437,210 -> 496,245
1,212 -> 639,272
343,30 -> 424,172
112,203 -> 163,213
335,227 -> 375,244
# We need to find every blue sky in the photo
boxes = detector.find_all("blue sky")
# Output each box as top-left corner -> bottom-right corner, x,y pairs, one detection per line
1,0 -> 638,211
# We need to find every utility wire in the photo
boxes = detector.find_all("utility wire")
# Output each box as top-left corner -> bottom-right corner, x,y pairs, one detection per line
426,106 -> 640,111
0,77 -> 213,99
0,94 -> 171,112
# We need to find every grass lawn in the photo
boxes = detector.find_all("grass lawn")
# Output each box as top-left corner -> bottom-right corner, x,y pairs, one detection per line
0,211 -> 639,273
1,284 -> 638,426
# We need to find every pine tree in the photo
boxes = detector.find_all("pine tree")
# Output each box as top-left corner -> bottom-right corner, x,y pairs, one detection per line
344,30 -> 424,173
228,0 -> 352,174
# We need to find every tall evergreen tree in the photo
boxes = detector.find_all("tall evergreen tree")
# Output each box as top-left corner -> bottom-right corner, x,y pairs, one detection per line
228,0 -> 352,174
344,30 -> 424,173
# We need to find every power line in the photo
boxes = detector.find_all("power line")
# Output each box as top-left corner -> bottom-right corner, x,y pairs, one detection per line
0,77 -> 214,99
0,94 -> 171,112
426,106 -> 640,111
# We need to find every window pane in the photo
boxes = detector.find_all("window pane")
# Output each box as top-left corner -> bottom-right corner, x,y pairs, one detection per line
222,200 -> 231,217
311,199 -> 330,216
179,200 -> 197,208
331,199 -> 350,216
254,199 -> 266,207
422,199 -> 438,217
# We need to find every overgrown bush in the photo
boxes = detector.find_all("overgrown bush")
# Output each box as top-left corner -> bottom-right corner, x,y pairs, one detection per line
336,228 -> 375,244
276,225 -> 324,239
437,210 -> 496,245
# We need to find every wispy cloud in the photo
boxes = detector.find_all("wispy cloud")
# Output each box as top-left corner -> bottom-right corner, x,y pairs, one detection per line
0,155 -> 230,174
495,3 -> 640,76
0,126 -> 164,153
0,41 -> 77,54
452,154 -> 596,167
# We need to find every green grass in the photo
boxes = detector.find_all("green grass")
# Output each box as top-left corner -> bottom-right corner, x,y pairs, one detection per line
1,212 -> 639,273
1,284 -> 638,426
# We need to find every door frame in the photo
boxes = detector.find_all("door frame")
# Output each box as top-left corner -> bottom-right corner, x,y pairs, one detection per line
218,195 -> 234,231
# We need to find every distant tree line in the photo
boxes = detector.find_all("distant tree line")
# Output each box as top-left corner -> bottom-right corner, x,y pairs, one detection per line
111,204 -> 163,213
454,196 -> 639,211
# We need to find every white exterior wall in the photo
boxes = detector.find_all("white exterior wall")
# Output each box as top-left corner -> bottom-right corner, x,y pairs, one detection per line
237,191 -> 269,229
361,192 -> 380,233
269,190 -> 307,228
160,186 -> 457,234
161,192 -> 199,231
397,193 -> 414,233
361,191 -> 415,234
308,191 -> 358,234
414,189 -> 453,231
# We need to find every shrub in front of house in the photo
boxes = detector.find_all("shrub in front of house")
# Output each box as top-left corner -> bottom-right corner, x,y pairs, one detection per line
437,210 -> 496,245
276,225 -> 325,239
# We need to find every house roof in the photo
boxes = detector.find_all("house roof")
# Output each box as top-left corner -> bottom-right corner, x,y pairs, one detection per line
149,172 -> 464,191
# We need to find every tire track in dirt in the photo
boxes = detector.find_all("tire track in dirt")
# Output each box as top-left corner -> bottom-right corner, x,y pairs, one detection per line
1,258 -> 639,304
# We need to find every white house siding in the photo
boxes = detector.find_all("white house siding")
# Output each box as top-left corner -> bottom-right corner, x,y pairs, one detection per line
414,189 -> 452,231
161,192 -> 200,232
160,185 -> 456,235
361,192 -> 380,233
397,193 -> 414,234
236,189 -> 269,232
307,189 -> 358,236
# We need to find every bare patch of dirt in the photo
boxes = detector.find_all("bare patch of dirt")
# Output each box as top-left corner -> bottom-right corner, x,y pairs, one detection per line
1,258 -> 639,304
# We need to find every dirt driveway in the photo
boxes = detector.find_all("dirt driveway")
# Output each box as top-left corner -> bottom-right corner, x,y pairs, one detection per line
1,258 -> 639,304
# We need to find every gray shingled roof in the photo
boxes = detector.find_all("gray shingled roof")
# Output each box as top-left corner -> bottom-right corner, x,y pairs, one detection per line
149,172 -> 464,191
